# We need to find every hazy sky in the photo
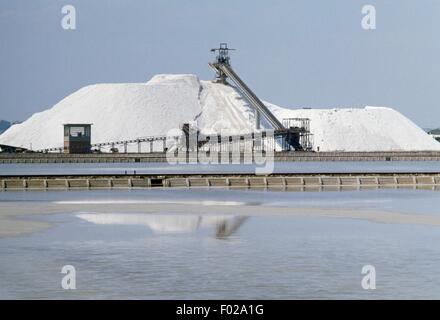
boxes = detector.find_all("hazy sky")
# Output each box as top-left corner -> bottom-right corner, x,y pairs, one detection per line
1,0 -> 439,128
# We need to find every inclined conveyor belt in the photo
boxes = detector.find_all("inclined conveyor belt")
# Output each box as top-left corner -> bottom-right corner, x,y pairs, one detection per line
209,62 -> 284,130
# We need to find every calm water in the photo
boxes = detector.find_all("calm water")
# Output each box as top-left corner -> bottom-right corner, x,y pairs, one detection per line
1,188 -> 440,299
0,161 -> 439,175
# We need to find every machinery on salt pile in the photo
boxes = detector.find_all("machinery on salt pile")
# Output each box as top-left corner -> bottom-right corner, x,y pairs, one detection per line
208,43 -> 312,151
31,44 -> 312,154
180,43 -> 313,154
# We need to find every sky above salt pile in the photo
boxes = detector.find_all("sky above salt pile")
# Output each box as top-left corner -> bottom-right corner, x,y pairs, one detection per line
0,0 -> 439,128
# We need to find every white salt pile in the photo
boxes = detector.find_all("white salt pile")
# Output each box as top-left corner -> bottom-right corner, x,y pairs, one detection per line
268,104 -> 440,152
1,74 -> 439,152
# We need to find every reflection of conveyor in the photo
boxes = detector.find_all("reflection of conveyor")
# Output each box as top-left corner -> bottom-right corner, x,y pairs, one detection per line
215,216 -> 249,239
209,43 -> 311,150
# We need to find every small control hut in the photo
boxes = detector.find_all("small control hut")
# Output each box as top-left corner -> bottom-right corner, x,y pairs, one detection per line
63,124 -> 92,154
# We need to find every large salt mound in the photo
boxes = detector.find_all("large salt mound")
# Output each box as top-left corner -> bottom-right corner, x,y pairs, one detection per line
267,104 -> 440,152
0,74 -> 439,152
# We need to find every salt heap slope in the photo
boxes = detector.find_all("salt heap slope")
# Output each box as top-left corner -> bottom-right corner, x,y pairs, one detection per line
0,74 -> 439,152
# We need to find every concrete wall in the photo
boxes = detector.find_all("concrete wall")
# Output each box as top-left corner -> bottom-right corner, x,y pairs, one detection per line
1,173 -> 439,191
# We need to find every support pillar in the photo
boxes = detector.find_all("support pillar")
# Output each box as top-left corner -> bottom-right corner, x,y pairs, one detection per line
255,111 -> 261,130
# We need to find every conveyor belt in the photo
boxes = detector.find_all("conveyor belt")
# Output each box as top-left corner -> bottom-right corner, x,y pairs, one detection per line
209,62 -> 284,130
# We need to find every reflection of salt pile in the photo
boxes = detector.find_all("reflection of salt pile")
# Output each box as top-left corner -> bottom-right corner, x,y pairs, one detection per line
77,214 -> 201,233
76,213 -> 243,234
1,74 -> 439,152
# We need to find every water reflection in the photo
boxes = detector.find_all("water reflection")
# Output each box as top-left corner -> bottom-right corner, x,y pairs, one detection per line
215,216 -> 248,239
76,213 -> 248,238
